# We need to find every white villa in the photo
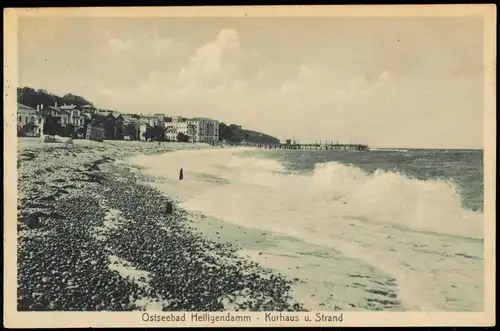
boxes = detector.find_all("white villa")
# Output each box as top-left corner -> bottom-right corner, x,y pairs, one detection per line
163,116 -> 219,142
17,104 -> 43,136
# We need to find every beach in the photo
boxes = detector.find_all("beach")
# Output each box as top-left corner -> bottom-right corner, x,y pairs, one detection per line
16,138 -> 305,312
128,147 -> 484,312
16,138 -> 484,313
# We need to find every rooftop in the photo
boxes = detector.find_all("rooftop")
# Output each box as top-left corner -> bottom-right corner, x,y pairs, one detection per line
59,104 -> 77,110
18,103 -> 36,111
48,106 -> 70,115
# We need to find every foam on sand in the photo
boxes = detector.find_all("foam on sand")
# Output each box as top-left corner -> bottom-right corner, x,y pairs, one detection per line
129,148 -> 484,312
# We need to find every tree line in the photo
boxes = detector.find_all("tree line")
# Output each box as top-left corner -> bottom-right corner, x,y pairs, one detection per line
17,87 -> 95,109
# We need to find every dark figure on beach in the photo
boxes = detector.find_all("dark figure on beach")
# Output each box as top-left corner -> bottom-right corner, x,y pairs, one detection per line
179,168 -> 184,180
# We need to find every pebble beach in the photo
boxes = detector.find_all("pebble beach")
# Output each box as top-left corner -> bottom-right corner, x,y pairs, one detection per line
16,139 -> 305,312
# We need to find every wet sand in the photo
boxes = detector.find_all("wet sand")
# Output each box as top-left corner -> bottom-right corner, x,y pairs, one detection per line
16,138 -> 305,311
184,211 -> 403,312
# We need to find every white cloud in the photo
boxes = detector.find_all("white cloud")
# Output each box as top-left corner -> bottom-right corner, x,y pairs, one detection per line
278,63 -> 392,102
17,17 -> 483,149
176,29 -> 258,90
102,29 -> 177,54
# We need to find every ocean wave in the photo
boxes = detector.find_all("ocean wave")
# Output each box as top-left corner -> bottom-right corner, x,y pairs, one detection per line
309,161 -> 483,239
129,149 -> 484,312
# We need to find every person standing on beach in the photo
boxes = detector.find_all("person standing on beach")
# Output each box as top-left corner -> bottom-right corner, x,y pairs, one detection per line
179,168 -> 184,180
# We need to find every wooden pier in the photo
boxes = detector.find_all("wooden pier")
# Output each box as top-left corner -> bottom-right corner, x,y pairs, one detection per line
220,140 -> 370,151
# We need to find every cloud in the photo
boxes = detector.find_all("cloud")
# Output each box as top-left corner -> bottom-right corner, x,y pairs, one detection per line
278,64 -> 391,101
177,29 -> 258,90
114,28 -> 263,113
101,29 -> 178,54
102,31 -> 127,51
279,65 -> 315,94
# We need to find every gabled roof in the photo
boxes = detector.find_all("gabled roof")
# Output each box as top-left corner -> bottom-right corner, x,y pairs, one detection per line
112,112 -> 123,119
99,111 -> 111,117
59,104 -> 77,110
18,103 -> 36,111
48,106 -> 70,115
142,115 -> 160,120
123,115 -> 137,122
80,104 -> 94,109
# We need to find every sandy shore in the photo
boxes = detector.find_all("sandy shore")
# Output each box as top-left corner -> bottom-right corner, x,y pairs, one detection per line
16,138 -> 305,312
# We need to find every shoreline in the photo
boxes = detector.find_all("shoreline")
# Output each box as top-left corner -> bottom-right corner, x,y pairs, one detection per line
16,139 -> 305,311
16,138 -> 484,313
125,146 -> 484,312
125,148 -> 407,312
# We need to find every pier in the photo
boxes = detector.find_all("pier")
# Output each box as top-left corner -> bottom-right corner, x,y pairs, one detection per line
219,140 -> 370,151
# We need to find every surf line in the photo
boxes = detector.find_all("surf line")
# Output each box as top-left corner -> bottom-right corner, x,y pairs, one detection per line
329,238 -> 438,311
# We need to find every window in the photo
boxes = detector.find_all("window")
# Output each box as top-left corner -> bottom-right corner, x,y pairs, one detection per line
30,116 -> 34,122
18,115 -> 22,122
62,117 -> 65,125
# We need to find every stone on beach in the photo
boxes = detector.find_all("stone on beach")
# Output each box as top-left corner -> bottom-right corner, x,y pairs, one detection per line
41,134 -> 73,145
165,202 -> 173,214
16,140 -> 306,312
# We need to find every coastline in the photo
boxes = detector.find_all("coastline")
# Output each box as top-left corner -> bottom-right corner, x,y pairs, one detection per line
125,147 -> 484,312
125,148 -> 407,312
16,139 -> 305,311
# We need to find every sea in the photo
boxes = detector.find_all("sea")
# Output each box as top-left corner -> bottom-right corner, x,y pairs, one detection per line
128,147 -> 484,312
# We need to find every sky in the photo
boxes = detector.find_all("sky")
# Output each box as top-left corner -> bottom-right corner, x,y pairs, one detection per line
17,16 -> 485,149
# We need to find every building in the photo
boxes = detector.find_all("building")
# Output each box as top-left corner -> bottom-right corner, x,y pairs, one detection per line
111,112 -> 123,121
17,103 -> 43,136
188,117 -> 219,142
153,113 -> 167,122
163,117 -> 219,142
80,104 -> 97,114
82,113 -> 92,126
86,125 -> 105,142
164,117 -> 189,141
59,104 -> 86,129
122,115 -> 138,124
141,114 -> 162,127
171,116 -> 186,123
43,104 -> 70,127
96,109 -> 111,117
138,124 -> 148,141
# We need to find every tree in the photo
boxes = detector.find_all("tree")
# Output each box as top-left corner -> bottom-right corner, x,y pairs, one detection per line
177,132 -> 190,142
103,117 -> 116,140
124,123 -> 137,139
115,123 -> 124,140
17,86 -> 95,110
17,126 -> 24,137
24,122 -> 36,135
218,122 -> 279,144
145,125 -> 166,141
62,93 -> 94,107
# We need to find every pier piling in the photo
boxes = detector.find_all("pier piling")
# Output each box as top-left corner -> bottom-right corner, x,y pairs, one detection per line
228,140 -> 369,151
